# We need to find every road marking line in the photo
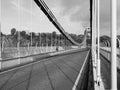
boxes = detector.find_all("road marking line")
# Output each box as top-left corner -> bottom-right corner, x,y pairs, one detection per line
72,50 -> 90,90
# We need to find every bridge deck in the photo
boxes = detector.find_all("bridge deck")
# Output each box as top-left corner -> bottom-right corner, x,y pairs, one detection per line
0,50 -> 88,90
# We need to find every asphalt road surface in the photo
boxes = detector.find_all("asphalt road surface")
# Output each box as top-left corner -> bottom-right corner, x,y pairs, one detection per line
101,55 -> 120,90
0,50 -> 88,90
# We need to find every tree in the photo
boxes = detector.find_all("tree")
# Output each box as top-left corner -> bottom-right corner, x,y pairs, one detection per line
20,31 -> 26,38
30,32 -> 36,38
52,31 -> 57,38
11,28 -> 16,36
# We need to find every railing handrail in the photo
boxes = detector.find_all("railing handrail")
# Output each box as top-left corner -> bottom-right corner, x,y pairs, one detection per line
100,48 -> 120,71
72,49 -> 91,90
0,48 -> 88,62
0,52 -> 50,62
100,47 -> 120,57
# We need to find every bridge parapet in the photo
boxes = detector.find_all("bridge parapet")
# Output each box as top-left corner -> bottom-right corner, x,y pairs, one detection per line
92,50 -> 105,90
73,50 -> 95,90
0,47 -> 88,71
100,47 -> 120,69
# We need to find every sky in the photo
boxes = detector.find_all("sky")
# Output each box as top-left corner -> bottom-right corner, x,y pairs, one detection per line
1,0 -> 120,36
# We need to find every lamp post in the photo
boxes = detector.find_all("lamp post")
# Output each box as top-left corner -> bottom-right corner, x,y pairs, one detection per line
51,33 -> 53,52
60,34 -> 61,51
64,36 -> 66,50
46,34 -> 47,52
39,33 -> 41,53
30,33 -> 32,47
111,0 -> 117,89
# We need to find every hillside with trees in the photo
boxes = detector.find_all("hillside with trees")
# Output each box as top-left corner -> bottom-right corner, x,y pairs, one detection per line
0,28 -> 86,48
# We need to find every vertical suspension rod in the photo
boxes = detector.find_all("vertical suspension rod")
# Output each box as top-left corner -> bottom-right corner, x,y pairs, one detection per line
97,0 -> 101,85
0,0 -> 2,69
111,0 -> 117,89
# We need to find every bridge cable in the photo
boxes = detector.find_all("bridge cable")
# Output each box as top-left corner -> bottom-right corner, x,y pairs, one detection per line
34,0 -> 87,46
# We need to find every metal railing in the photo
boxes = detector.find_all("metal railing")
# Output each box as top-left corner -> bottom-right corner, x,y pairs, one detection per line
100,48 -> 120,70
0,46 -> 87,71
73,49 -> 94,90
0,46 -> 64,70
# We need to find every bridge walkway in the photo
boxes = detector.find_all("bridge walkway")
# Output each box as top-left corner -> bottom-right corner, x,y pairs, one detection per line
0,49 -> 89,90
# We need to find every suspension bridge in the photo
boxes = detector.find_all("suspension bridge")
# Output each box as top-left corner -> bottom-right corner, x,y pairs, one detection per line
0,0 -> 120,90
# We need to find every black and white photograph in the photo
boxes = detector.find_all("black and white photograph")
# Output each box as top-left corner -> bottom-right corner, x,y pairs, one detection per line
0,0 -> 120,90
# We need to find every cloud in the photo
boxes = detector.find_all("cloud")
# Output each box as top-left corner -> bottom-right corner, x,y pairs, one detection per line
11,0 -> 36,17
45,0 -> 89,21
10,0 -> 51,23
37,0 -> 86,34
60,0 -> 120,35
70,2 -> 90,24
2,0 -> 57,34
100,0 -> 120,35
37,0 -> 120,35
2,0 -> 120,35
60,0 -> 87,15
